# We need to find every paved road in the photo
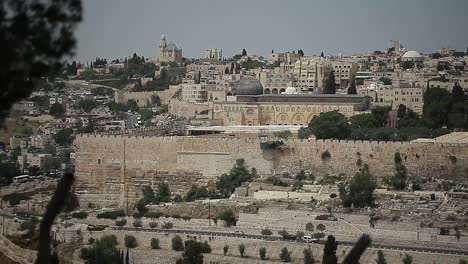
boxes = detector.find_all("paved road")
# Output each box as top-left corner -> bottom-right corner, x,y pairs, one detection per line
112,226 -> 468,256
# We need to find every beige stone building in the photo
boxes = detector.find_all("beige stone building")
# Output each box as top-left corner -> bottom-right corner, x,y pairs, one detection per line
258,72 -> 294,94
358,81 -> 424,113
292,58 -> 331,92
209,76 -> 370,126
159,34 -> 182,63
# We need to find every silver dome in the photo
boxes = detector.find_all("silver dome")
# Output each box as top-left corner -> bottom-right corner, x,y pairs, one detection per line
236,76 -> 263,95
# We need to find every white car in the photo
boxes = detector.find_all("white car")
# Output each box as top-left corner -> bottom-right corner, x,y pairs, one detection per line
303,236 -> 318,243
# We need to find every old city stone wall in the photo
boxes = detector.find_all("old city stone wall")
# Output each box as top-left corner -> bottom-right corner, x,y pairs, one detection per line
114,86 -> 179,107
75,135 -> 468,205
168,99 -> 209,119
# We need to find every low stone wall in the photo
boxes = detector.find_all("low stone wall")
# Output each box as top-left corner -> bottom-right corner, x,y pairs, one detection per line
0,234 -> 36,264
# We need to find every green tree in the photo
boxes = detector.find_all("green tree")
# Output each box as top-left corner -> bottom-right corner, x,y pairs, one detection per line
124,235 -> 137,248
78,99 -> 99,112
303,247 -> 315,264
350,113 -> 379,130
172,235 -> 184,251
387,152 -> 407,190
298,127 -> 311,139
379,77 -> 392,85
223,245 -> 229,256
347,79 -> 357,94
323,70 -> 336,94
259,247 -> 267,260
371,106 -> 392,127
238,244 -> 246,258
156,182 -> 171,202
280,247 -> 291,262
216,159 -> 256,197
423,88 -> 452,128
0,0 -> 82,124
322,235 -> 338,264
50,103 -> 65,118
376,250 -> 387,264
308,111 -> 350,139
339,165 -> 377,208
54,128 -> 74,146
459,259 -> 468,264
401,61 -> 414,70
241,49 -> 247,56
402,253 -> 412,264
217,209 -> 237,227
150,238 -> 160,249
178,240 -> 204,264
81,235 -> 121,264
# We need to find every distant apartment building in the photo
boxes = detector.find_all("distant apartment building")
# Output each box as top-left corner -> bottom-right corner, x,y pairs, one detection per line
358,81 -> 424,113
29,135 -> 51,149
332,61 -> 358,89
206,48 -> 223,61
17,153 -> 53,171
181,83 -> 209,103
49,95 -> 68,106
292,58 -> 331,93
270,52 -> 301,64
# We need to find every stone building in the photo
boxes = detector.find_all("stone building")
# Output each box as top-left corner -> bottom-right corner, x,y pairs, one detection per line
159,34 -> 182,63
292,58 -> 331,92
258,72 -> 294,94
206,48 -> 223,61
358,81 -> 424,113
209,76 -> 370,126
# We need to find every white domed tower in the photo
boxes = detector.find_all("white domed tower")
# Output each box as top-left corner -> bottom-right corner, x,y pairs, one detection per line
158,34 -> 182,63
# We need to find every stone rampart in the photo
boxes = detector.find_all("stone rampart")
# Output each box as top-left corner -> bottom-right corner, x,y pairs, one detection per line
75,135 -> 468,206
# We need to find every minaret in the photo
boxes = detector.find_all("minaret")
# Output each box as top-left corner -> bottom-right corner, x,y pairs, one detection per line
159,34 -> 167,53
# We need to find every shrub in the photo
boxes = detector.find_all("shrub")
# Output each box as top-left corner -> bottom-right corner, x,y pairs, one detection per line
172,235 -> 184,251
115,218 -> 127,227
71,211 -> 88,219
295,231 -> 304,239
259,247 -> 267,260
200,241 -> 211,253
303,247 -> 315,264
278,229 -> 289,238
280,247 -> 291,262
88,238 -> 95,244
87,225 -> 108,231
145,211 -> 163,219
149,222 -> 158,228
2,193 -> 31,206
124,235 -> 137,248
80,247 -> 90,259
150,238 -> 160,249
133,219 -> 142,227
217,209 -> 237,227
321,150 -> 331,160
96,209 -> 126,219
261,228 -> 272,236
223,245 -> 229,256
162,222 -> 174,229
239,244 -> 246,258
132,211 -> 144,218
313,232 -> 325,239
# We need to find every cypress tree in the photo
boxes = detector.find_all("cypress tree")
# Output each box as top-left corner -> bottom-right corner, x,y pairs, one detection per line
322,235 -> 338,264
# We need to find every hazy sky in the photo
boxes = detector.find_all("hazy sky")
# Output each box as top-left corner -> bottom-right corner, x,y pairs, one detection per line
75,0 -> 468,63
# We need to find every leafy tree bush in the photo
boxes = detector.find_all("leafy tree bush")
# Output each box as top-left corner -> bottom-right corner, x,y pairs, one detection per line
49,103 -> 65,118
150,238 -> 160,249
124,235 -> 137,248
54,128 -> 74,146
280,247 -> 291,262
322,235 -> 338,264
78,99 -> 99,112
115,218 -> 127,227
308,111 -> 350,139
402,253 -> 413,264
376,250 -> 387,264
323,70 -> 336,94
177,240 -> 208,264
63,192 -> 80,212
80,235 -> 121,264
273,130 -> 292,139
339,165 -> 377,208
2,193 -> 31,206
223,245 -> 229,256
96,209 -> 126,219
217,209 -> 237,227
261,228 -> 272,236
259,247 -> 267,260
162,222 -> 174,229
303,247 -> 315,264
133,219 -> 142,227
216,159 -> 256,197
149,222 -> 158,228
172,235 -> 184,251
238,244 -> 246,258
71,211 -> 88,219
278,229 -> 289,238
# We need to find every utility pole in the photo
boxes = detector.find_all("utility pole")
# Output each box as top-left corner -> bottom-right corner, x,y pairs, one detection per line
208,198 -> 211,226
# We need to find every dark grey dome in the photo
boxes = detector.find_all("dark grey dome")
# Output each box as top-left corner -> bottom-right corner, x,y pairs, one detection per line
236,76 -> 263,95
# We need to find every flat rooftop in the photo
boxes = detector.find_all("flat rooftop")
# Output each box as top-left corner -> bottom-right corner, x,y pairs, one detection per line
412,132 -> 468,144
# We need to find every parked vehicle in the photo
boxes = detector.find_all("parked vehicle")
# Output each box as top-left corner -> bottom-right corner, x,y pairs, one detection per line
303,235 -> 319,243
